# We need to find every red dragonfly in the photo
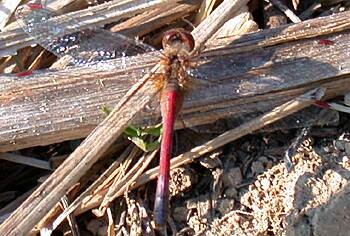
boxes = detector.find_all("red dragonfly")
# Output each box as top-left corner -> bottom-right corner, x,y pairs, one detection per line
16,1 -> 204,230
14,1 -> 343,234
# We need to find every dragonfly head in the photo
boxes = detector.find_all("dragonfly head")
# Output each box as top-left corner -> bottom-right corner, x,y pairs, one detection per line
162,28 -> 195,55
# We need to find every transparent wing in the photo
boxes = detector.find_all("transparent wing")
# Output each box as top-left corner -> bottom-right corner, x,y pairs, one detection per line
15,3 -> 162,70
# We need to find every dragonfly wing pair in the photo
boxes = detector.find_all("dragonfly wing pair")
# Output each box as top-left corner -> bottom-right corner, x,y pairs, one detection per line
16,3 -> 161,71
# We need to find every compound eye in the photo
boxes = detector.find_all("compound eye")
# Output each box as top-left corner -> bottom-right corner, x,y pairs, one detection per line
162,29 -> 195,52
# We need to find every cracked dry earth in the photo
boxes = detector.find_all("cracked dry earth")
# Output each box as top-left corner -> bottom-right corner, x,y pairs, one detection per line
167,127 -> 350,235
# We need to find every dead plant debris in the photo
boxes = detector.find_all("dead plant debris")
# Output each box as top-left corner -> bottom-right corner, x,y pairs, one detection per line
1,0 -> 350,235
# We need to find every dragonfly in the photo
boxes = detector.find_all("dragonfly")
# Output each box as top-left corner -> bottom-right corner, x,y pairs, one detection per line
14,1 -> 338,233
16,1 -> 207,230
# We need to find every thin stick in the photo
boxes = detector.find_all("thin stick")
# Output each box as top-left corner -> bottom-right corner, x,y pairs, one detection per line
59,196 -> 80,236
191,0 -> 249,54
269,0 -> 301,23
193,0 -> 217,26
106,207 -> 115,236
284,126 -> 311,172
0,153 -> 51,170
299,3 -> 322,20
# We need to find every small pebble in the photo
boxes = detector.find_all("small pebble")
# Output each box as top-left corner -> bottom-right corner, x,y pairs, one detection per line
223,167 -> 243,188
225,187 -> 238,199
344,142 -> 350,156
217,198 -> 235,215
172,207 -> 188,223
258,156 -> 269,163
251,161 -> 265,176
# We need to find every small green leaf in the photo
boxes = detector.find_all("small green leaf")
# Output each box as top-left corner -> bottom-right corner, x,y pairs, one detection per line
145,140 -> 161,152
125,124 -> 162,152
129,137 -> 147,151
129,137 -> 161,152
141,123 -> 162,136
101,104 -> 162,152
124,125 -> 141,137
